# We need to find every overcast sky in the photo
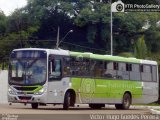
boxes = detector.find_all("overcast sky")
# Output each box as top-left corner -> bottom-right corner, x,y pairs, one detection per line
0,0 -> 27,16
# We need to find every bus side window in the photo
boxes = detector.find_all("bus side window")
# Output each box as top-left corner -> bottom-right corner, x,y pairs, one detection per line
49,58 -> 62,80
104,61 -> 115,79
94,61 -> 104,77
140,65 -> 143,72
63,57 -> 71,76
152,66 -> 157,82
142,65 -> 152,82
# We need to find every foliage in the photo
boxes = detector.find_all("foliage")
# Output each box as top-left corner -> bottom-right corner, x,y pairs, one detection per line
0,0 -> 160,62
0,10 -> 7,36
118,52 -> 134,58
113,0 -> 159,4
134,36 -> 148,59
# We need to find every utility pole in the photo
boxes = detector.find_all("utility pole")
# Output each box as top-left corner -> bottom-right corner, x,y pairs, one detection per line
110,0 -> 113,55
55,26 -> 73,49
56,26 -> 60,49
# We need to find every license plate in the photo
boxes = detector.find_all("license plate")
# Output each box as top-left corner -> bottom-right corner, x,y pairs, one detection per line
20,100 -> 28,102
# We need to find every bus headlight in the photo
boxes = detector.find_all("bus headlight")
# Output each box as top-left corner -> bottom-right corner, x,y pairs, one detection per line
8,87 -> 17,95
34,87 -> 47,95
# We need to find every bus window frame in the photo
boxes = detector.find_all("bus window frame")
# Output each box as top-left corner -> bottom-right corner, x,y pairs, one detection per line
140,64 -> 158,83
48,55 -> 62,81
151,65 -> 158,82
61,55 -> 158,83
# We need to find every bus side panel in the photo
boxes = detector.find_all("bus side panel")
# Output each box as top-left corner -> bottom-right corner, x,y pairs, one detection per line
70,77 -> 82,104
132,82 -> 159,104
93,79 -> 142,104
90,79 -> 122,104
71,77 -> 143,104
71,77 -> 97,104
47,77 -> 70,103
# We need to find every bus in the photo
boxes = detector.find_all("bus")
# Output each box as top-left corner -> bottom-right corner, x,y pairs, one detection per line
8,48 -> 159,110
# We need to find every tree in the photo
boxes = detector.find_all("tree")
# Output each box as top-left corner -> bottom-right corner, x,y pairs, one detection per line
1,0 -> 160,57
113,0 -> 159,4
0,10 -> 7,37
134,36 -> 148,59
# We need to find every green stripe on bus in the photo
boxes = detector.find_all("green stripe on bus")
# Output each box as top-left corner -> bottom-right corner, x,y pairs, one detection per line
70,52 -> 141,63
18,85 -> 43,93
71,78 -> 142,99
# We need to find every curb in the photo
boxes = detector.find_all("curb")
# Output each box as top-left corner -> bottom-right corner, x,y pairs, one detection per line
131,106 -> 160,115
131,105 -> 160,109
150,109 -> 160,115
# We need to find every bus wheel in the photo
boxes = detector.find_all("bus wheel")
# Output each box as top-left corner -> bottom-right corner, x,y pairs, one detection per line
31,103 -> 38,109
63,92 -> 71,110
89,104 -> 104,109
115,93 -> 131,110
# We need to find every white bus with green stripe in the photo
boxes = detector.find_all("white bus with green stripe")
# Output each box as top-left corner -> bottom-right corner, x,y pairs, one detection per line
8,48 -> 159,110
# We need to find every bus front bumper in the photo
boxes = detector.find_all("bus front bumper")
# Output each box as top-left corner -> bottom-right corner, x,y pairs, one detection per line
8,93 -> 47,104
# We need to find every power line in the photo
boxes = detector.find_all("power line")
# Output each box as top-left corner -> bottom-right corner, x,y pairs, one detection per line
0,39 -> 109,53
0,39 -> 57,42
61,41 -> 108,53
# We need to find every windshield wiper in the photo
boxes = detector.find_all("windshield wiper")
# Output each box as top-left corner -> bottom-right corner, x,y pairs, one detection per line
12,77 -> 23,81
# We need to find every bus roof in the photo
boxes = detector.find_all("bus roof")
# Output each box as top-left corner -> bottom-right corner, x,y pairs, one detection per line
70,51 -> 141,63
11,48 -> 157,65
70,51 -> 157,65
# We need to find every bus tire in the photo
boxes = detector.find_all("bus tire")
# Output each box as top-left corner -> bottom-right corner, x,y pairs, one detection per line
31,103 -> 38,109
115,93 -> 131,110
63,92 -> 71,110
89,104 -> 104,109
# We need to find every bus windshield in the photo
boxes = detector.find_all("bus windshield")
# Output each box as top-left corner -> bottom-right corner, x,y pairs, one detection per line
9,50 -> 47,85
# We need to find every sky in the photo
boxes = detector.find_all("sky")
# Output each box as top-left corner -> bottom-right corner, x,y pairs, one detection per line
0,0 -> 27,16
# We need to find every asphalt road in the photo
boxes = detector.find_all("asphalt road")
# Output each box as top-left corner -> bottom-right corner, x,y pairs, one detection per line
0,104 -> 156,120
0,104 -> 151,114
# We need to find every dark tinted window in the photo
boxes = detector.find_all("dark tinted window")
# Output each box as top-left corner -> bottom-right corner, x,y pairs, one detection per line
113,62 -> 119,70
63,57 -> 90,76
126,63 -> 132,71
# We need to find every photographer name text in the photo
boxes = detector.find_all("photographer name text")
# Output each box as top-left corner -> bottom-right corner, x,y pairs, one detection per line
90,114 -> 159,120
